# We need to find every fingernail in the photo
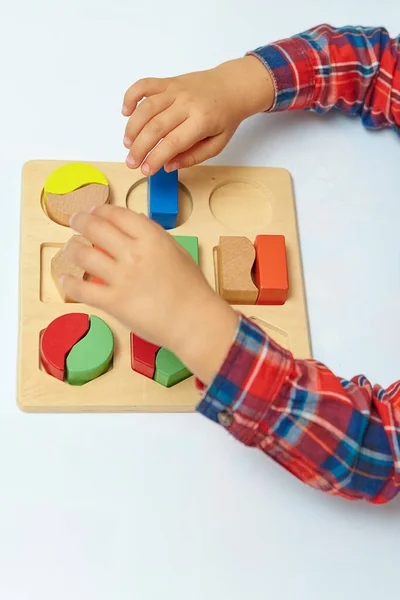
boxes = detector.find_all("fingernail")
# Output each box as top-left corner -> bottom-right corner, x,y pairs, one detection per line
69,213 -> 77,226
123,136 -> 132,148
126,156 -> 136,168
89,206 -> 97,214
169,161 -> 179,172
141,163 -> 150,175
121,104 -> 128,115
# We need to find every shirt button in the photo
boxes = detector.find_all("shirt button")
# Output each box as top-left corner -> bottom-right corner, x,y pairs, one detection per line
217,410 -> 233,427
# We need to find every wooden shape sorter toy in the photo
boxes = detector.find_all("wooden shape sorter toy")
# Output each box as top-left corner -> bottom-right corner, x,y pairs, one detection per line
17,160 -> 311,412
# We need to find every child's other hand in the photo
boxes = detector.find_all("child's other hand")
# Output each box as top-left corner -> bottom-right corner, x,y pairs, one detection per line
122,56 -> 274,176
61,205 -> 238,384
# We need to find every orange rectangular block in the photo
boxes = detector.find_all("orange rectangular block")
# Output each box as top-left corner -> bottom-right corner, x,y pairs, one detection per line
254,235 -> 289,305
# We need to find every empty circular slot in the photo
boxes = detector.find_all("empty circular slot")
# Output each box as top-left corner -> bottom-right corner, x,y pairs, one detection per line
209,180 -> 272,232
126,178 -> 193,228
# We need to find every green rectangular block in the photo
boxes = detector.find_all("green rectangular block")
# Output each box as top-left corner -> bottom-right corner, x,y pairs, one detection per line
173,235 -> 199,265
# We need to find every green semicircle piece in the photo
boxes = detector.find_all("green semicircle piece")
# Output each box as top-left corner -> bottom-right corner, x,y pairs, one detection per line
66,315 -> 114,385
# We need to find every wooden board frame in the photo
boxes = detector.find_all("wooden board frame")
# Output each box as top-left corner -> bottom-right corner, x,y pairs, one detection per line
17,159 -> 312,412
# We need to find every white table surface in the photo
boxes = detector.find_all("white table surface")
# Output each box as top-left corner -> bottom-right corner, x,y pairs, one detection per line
1,1 -> 399,598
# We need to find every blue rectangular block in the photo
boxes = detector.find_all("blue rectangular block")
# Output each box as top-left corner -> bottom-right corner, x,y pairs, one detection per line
147,167 -> 178,230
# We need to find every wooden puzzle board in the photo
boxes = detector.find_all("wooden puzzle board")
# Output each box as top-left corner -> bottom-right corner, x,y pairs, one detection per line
17,160 -> 312,412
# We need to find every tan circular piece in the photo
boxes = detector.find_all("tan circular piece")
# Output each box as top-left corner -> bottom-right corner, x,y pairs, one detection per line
46,183 -> 110,227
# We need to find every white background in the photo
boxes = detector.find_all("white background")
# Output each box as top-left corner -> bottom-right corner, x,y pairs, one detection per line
1,1 -> 399,598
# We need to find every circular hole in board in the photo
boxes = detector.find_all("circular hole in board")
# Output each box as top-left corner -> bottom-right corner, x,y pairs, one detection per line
41,186 -> 73,227
209,180 -> 272,232
126,177 -> 193,228
40,189 -> 50,218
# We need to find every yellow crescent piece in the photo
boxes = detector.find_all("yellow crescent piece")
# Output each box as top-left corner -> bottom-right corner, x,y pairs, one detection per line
43,163 -> 109,203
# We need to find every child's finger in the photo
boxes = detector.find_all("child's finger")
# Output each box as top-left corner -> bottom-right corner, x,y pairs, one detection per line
122,78 -> 168,116
63,238 -> 116,284
141,119 -> 204,176
127,105 -> 187,170
165,134 -> 227,171
60,274 -> 113,309
69,211 -> 133,258
124,93 -> 174,149
90,204 -> 155,240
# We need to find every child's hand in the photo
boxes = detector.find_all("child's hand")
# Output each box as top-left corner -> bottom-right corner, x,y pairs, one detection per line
61,205 -> 239,385
122,56 -> 274,176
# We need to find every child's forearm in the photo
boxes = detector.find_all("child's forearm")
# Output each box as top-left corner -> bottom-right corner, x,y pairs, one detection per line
195,314 -> 400,504
213,56 -> 276,119
168,293 -> 239,386
247,24 -> 400,131
121,24 -> 398,176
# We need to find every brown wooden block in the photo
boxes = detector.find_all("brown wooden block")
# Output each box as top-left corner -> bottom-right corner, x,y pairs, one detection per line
216,236 -> 258,304
51,235 -> 92,301
46,183 -> 109,227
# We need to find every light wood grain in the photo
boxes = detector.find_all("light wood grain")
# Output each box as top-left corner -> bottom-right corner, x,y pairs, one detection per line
216,236 -> 258,304
51,235 -> 91,302
17,160 -> 312,412
46,182 -> 110,226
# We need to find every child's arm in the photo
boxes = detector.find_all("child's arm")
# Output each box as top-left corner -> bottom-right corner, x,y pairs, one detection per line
122,56 -> 275,176
194,315 -> 400,505
249,23 -> 400,130
122,24 -> 399,176
61,24 -> 400,505
63,205 -> 400,505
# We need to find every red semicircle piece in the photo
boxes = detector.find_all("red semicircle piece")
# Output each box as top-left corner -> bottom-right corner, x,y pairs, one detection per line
40,313 -> 90,380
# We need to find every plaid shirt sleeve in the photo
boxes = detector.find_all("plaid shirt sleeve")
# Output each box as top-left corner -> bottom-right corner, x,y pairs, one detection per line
195,24 -> 400,504
247,23 -> 400,131
195,315 -> 400,504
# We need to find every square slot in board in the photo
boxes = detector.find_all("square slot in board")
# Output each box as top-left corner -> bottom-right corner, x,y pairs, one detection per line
17,159 -> 311,412
40,243 -> 64,302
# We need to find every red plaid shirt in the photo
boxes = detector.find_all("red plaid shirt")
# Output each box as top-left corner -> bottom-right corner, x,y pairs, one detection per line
196,24 -> 400,504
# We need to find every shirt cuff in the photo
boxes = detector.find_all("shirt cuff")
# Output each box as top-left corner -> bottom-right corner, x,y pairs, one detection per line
195,314 -> 293,446
246,36 -> 317,112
